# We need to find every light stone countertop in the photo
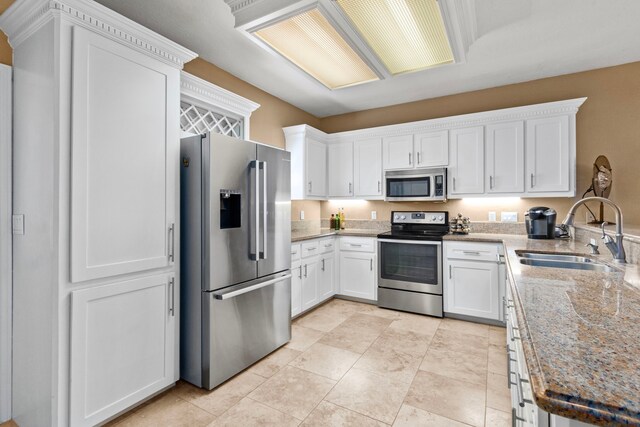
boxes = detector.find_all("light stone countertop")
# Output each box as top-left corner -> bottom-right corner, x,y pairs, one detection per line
445,232 -> 640,425
291,228 -> 383,243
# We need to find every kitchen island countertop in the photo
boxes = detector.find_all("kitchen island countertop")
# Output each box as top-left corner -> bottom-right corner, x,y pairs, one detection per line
445,232 -> 640,425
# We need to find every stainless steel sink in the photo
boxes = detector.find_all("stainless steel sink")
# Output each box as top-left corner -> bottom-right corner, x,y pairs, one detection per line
517,252 -> 594,263
518,258 -> 617,273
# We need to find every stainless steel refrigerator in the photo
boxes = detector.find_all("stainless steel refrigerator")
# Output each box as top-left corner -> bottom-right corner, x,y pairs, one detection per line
180,132 -> 291,390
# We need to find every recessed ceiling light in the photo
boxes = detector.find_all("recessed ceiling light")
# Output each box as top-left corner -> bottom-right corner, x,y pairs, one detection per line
336,0 -> 455,75
253,8 -> 379,89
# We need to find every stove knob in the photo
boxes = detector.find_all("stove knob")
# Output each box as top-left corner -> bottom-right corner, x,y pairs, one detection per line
439,216 -> 444,221
431,216 -> 437,221
394,215 -> 399,221
400,215 -> 406,220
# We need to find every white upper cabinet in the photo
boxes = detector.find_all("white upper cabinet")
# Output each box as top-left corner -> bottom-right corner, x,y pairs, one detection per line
284,125 -> 328,200
526,115 -> 570,193
383,134 -> 414,170
449,127 -> 485,195
415,130 -> 449,168
71,27 -> 177,282
285,98 -> 584,200
486,121 -> 525,194
328,142 -> 354,197
354,138 -> 383,198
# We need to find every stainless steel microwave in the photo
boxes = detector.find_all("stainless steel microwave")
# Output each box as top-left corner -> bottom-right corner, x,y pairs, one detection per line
384,168 -> 447,202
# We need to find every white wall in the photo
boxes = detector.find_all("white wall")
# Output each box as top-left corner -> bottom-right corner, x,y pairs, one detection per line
0,63 -> 12,422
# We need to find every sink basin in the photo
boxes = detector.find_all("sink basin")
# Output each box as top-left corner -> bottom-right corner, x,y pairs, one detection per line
518,258 -> 617,273
517,252 -> 594,263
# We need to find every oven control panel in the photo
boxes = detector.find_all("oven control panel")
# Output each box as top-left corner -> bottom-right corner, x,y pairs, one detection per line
391,211 -> 447,225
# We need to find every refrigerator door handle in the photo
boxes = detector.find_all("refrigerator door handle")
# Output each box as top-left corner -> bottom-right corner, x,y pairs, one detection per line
212,273 -> 292,300
249,160 -> 259,261
260,161 -> 268,260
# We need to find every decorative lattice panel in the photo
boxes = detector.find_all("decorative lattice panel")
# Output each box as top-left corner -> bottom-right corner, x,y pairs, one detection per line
180,101 -> 244,138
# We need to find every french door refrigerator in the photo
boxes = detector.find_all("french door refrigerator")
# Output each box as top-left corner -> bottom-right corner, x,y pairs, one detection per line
180,132 -> 291,389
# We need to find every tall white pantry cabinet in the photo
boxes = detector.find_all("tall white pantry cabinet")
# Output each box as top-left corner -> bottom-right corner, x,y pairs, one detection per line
0,1 -> 197,426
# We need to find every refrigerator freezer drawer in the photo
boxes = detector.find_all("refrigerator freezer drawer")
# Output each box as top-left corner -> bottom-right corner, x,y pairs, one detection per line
202,272 -> 291,390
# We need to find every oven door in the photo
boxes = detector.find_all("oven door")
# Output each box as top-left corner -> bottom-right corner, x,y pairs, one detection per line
378,239 -> 442,294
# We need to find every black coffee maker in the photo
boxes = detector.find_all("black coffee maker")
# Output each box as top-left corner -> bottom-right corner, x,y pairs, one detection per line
525,207 -> 557,239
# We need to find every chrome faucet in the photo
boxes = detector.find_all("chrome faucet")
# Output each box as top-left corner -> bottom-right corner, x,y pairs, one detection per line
561,197 -> 626,263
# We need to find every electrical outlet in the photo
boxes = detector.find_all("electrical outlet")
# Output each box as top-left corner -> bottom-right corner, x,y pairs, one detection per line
501,212 -> 518,222
488,211 -> 497,222
300,210 -> 304,220
12,214 -> 24,235
371,211 -> 377,220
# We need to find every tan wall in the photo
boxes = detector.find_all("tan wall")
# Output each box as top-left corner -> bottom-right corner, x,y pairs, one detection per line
0,0 -> 13,65
318,62 -> 640,224
184,58 -> 320,149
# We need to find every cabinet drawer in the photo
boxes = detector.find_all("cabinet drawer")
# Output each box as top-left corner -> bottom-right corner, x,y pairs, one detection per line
446,241 -> 502,262
340,237 -> 375,253
319,238 -> 335,254
301,240 -> 320,258
291,243 -> 301,262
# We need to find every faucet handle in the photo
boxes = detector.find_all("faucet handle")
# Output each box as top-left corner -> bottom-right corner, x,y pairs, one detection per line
600,222 -> 609,238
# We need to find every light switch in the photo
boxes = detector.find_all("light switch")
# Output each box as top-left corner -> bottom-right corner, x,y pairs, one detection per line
371,211 -> 377,220
501,212 -> 518,222
12,214 -> 24,235
488,211 -> 497,222
300,210 -> 305,220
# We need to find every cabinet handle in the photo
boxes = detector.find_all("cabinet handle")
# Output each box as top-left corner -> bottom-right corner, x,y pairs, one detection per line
322,259 -> 325,271
324,243 -> 332,248
530,173 -> 534,188
449,265 -> 452,279
168,223 -> 175,263
452,177 -> 456,191
304,264 -> 307,278
512,408 -> 526,426
168,277 -> 175,317
489,175 -> 493,189
307,247 -> 317,251
462,250 -> 481,255
516,373 -> 529,407
417,151 -> 421,165
377,181 -> 381,192
370,258 -> 373,271
408,152 -> 412,165
308,181 -> 312,192
349,182 -> 352,194
299,265 -> 302,279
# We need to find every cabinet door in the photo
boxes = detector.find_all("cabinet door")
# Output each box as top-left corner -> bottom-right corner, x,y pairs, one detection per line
291,261 -> 302,317
486,121 -> 524,193
383,134 -> 414,170
70,274 -> 176,426
415,131 -> 448,167
449,127 -> 485,195
339,252 -> 376,300
526,115 -> 570,193
318,255 -> 335,302
354,138 -> 383,197
328,142 -> 354,197
71,27 -> 179,282
301,259 -> 318,311
445,260 -> 500,320
306,138 -> 327,197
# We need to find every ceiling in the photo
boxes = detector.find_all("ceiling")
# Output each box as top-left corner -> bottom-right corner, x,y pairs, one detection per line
95,0 -> 640,118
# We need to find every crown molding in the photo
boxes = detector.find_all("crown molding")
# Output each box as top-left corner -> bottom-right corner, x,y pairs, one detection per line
180,71 -> 260,119
0,0 -> 198,69
298,98 -> 588,143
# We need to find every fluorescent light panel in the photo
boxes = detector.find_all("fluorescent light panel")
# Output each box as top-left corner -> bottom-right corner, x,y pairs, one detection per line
336,0 -> 454,75
254,8 -> 379,89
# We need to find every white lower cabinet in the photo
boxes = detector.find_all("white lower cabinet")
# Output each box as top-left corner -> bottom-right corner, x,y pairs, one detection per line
70,274 -> 176,426
338,237 -> 377,301
292,237 -> 336,316
318,253 -> 335,301
444,241 -> 505,322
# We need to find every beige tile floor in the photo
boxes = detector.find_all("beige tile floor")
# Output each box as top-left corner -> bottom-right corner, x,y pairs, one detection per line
108,299 -> 511,427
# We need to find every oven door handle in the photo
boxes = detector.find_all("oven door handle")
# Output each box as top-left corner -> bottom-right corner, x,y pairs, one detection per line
378,239 -> 442,246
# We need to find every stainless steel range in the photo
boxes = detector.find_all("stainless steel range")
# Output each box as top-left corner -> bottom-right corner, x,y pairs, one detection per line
377,211 -> 449,317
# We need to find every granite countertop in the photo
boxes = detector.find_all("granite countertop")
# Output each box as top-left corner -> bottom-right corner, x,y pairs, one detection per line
446,232 -> 640,425
291,228 -> 384,242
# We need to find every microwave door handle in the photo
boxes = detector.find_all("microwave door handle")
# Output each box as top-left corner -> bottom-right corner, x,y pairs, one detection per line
260,161 -> 267,260
249,160 -> 259,261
